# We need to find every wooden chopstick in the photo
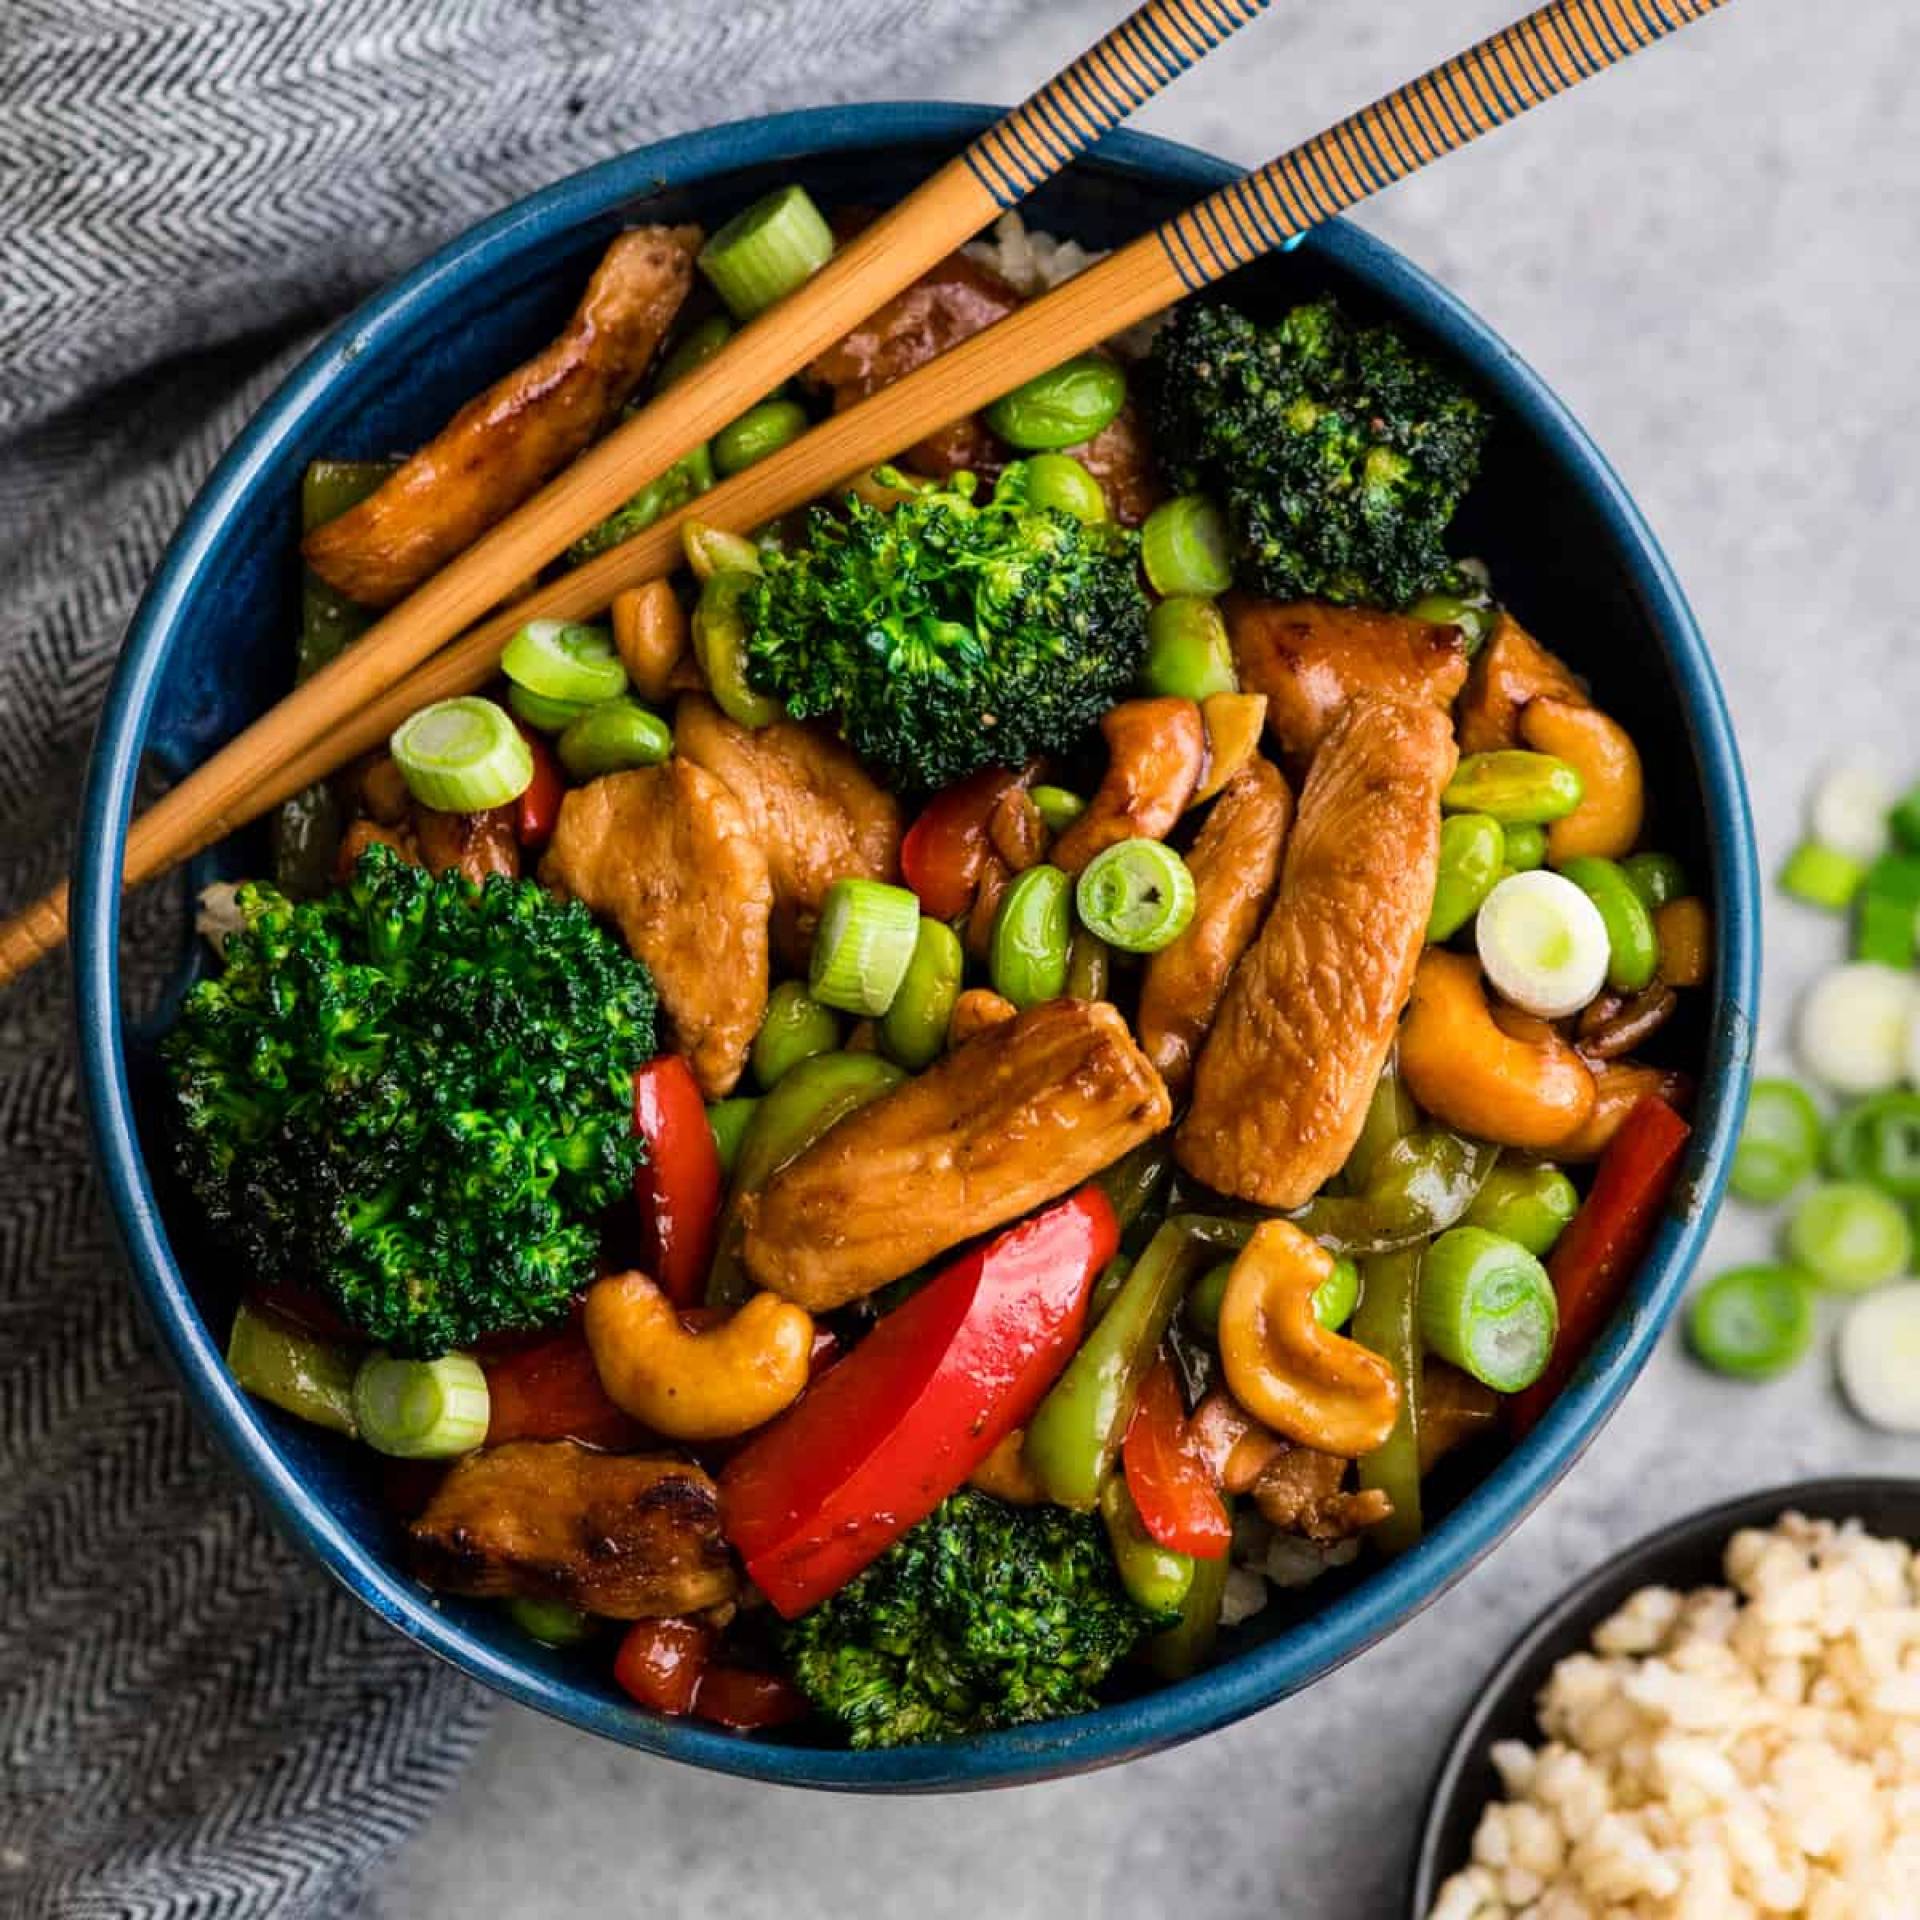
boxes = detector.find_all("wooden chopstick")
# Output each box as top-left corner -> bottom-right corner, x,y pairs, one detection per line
4,0 -> 1733,990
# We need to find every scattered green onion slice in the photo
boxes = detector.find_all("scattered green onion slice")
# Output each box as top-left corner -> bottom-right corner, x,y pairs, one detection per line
809,878 -> 922,1017
990,864 -> 1073,1009
1891,783 -> 1920,855
1784,1180 -> 1912,1292
1779,840 -> 1868,912
556,698 -> 673,780
389,697 -> 534,812
1809,763 -> 1894,863
1030,785 -> 1087,834
353,1351 -> 490,1458
500,618 -> 627,706
1475,870 -> 1610,1020
1827,1091 -> 1920,1201
1854,891 -> 1919,968
1075,838 -> 1197,954
1417,1226 -> 1558,1393
226,1298 -> 359,1436
506,682 -> 592,733
1730,1078 -> 1825,1205
1140,495 -> 1234,599
505,1596 -> 595,1646
1797,963 -> 1918,1095
1688,1266 -> 1816,1379
1312,1255 -> 1362,1332
697,184 -> 835,320
1837,1282 -> 1920,1431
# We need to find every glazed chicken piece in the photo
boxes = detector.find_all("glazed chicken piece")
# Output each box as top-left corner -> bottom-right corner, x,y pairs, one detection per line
1225,597 -> 1469,759
408,1441 -> 736,1619
1454,610 -> 1587,753
303,226 -> 701,605
412,803 -> 519,887
1050,697 -> 1207,876
807,246 -> 1022,477
1176,696 -> 1457,1206
674,695 -> 902,969
541,761 -> 771,1098
1250,1444 -> 1391,1544
1136,759 -> 1293,1101
743,998 -> 1172,1311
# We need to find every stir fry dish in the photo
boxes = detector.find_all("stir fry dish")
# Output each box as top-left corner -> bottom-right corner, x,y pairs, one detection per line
166,189 -> 1707,1748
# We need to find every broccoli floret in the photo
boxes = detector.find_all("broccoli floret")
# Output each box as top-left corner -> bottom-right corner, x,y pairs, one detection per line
742,467 -> 1149,793
163,844 -> 657,1356
1146,296 -> 1490,608
780,1490 -> 1154,1748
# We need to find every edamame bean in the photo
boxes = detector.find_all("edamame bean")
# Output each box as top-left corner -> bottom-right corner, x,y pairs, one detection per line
1143,597 -> 1237,701
713,399 -> 809,476
989,864 -> 1072,1008
655,314 -> 733,390
1622,850 -> 1689,910
1558,855 -> 1660,992
984,354 -> 1128,452
1443,751 -> 1585,825
1408,591 -> 1495,656
1031,785 -> 1087,834
1021,452 -> 1108,524
1463,1162 -> 1580,1257
752,982 -> 841,1089
1141,495 -> 1234,598
692,569 -> 779,726
555,698 -> 673,779
878,917 -> 964,1071
1428,812 -> 1505,941
1501,823 -> 1549,873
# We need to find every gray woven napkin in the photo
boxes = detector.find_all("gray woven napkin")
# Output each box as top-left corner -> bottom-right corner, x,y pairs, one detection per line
0,4 -> 1025,1912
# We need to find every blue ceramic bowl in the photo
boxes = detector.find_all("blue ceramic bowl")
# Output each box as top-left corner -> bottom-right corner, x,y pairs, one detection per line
72,104 -> 1758,1791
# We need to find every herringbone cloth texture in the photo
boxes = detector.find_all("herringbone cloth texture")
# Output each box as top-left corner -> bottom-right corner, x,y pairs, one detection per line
0,4 -> 1025,1913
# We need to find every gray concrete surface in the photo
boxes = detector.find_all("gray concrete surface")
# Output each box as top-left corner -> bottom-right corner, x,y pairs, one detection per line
381,3 -> 1920,1913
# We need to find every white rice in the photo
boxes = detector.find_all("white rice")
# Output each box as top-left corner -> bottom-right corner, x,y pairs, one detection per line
962,212 -> 1171,361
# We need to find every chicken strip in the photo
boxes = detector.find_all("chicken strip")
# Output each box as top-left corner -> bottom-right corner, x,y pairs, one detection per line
409,1442 -> 735,1619
1049,698 -> 1206,876
1454,610 -> 1587,753
675,695 -> 902,969
1176,696 -> 1456,1206
743,998 -> 1171,1311
1226,596 -> 1468,759
541,761 -> 771,1098
304,226 -> 700,605
1136,759 -> 1293,1101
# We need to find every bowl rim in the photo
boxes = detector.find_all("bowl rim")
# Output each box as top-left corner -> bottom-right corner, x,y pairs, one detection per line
1406,1476 -> 1920,1912
71,100 -> 1759,1791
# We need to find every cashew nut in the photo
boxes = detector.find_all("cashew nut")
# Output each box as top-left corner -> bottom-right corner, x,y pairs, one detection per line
1654,896 -> 1713,989
1398,950 -> 1598,1150
1050,697 -> 1206,874
1217,1220 -> 1401,1457
947,986 -> 1019,1050
583,1271 -> 812,1441
1553,1060 -> 1693,1163
1519,696 -> 1644,862
612,579 -> 688,704
1192,691 -> 1269,803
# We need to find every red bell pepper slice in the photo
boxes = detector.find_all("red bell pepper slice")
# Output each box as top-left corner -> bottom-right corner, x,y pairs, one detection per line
511,721 -> 565,852
1510,1095 -> 1692,1437
720,1186 -> 1117,1617
483,1323 -> 639,1449
1123,1355 -> 1232,1558
632,1056 -> 724,1308
692,1667 -> 809,1731
613,1617 -> 711,1716
899,765 -> 1023,920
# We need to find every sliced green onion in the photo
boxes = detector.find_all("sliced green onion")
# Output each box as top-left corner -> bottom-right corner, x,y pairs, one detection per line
506,682 -> 592,733
692,570 -> 779,727
878,917 -> 964,1072
752,981 -> 841,1089
1462,1163 -> 1580,1258
682,519 -> 763,582
505,1596 -> 594,1647
1687,1266 -> 1815,1379
1855,891 -> 1919,969
1140,495 -> 1234,598
1143,596 -> 1237,701
697,184 -> 835,320
1891,783 -> 1920,855
1837,1282 -> 1920,1430
707,1096 -> 759,1176
1501,823 -> 1548,874
809,878 -> 921,1017
990,864 -> 1073,1008
1810,763 -> 1894,863
655,313 -> 733,391
1621,851 -> 1689,911
1313,1254 -> 1362,1331
1417,1226 -> 1558,1394
500,619 -> 626,706
1827,1091 -> 1920,1201
1558,856 -> 1660,994
556,698 -> 673,780
1779,840 -> 1868,911
390,697 -> 534,812
713,398 -> 809,477
226,1298 -> 359,1435
1797,963 -> 1918,1095
1730,1078 -> 1824,1205
1020,452 -> 1107,524
1475,870 -> 1610,1020
1076,838 -> 1196,954
352,1351 -> 490,1458
984,354 -> 1128,453
1030,785 -> 1087,834
1784,1180 -> 1912,1292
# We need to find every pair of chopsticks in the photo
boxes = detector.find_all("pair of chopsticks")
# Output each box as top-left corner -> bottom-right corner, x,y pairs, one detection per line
0,0 -> 1733,991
